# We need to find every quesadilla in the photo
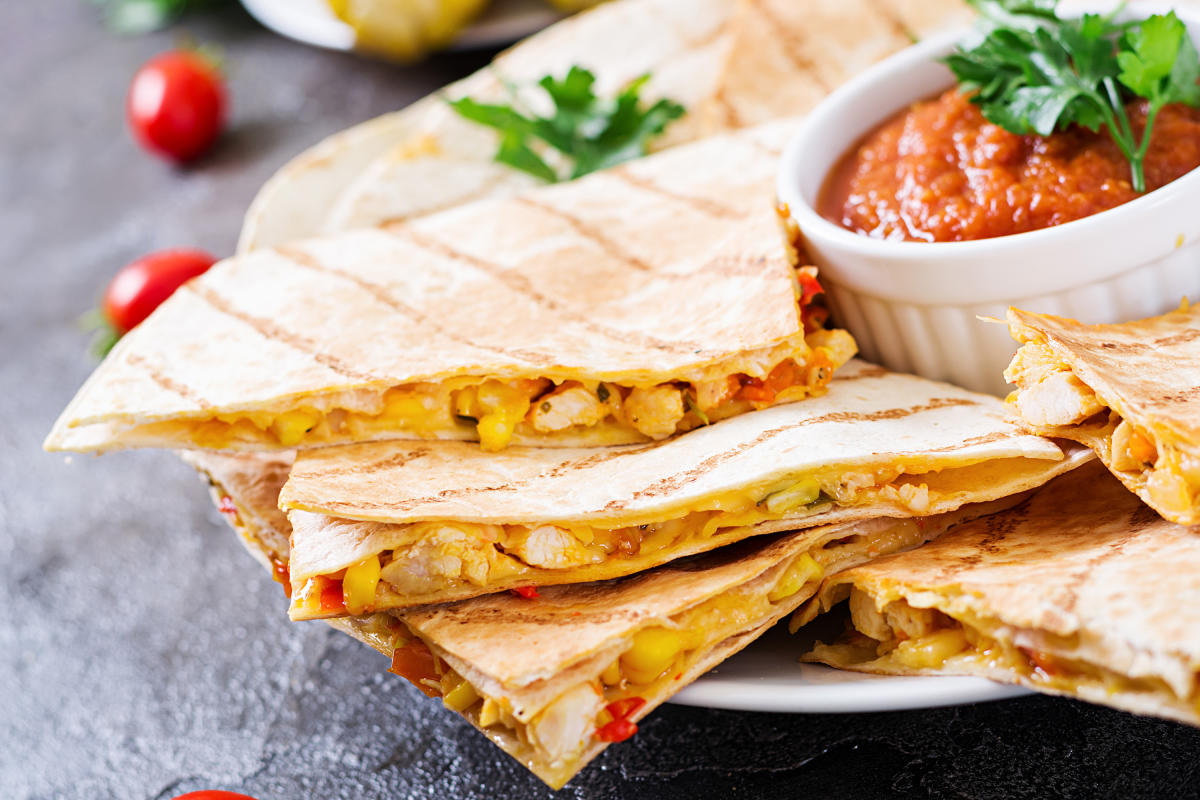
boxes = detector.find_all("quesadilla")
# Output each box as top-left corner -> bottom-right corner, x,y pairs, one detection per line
1004,303 -> 1200,524
796,462 -> 1200,727
187,448 -> 1020,789
277,361 -> 1091,619
46,120 -> 858,456
239,0 -> 973,250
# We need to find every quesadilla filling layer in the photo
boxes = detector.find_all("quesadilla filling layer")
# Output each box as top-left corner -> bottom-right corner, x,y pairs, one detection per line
1006,341 -> 1200,519
290,456 -> 1046,617
126,327 -> 854,452
807,588 -> 1200,713
384,549 -> 828,777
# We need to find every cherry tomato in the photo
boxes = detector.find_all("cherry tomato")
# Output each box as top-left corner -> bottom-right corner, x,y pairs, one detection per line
170,792 -> 261,800
127,50 -> 226,162
102,248 -> 216,334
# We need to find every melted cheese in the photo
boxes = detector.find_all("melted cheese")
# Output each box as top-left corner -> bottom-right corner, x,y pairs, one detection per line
404,546 -> 828,771
832,596 -> 1200,711
122,330 -> 854,451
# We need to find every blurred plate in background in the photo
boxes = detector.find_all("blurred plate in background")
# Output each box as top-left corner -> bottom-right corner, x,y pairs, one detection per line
240,0 -> 562,54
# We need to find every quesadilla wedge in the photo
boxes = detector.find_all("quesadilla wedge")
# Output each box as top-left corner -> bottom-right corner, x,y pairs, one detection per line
277,361 -> 1091,619
797,462 -> 1200,727
46,121 -> 856,456
187,448 -> 1022,789
1005,303 -> 1200,524
320,0 -> 972,234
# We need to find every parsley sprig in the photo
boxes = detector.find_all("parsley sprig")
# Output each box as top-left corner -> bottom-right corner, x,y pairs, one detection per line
448,66 -> 685,183
944,0 -> 1200,192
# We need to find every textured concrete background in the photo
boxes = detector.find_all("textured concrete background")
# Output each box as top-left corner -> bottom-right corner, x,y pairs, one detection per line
4,3 -> 1200,799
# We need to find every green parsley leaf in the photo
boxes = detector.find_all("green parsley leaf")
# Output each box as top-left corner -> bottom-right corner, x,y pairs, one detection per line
945,0 -> 1200,192
447,66 -> 685,183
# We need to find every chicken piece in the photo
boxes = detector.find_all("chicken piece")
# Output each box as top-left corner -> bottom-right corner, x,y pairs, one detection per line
623,385 -> 685,439
884,600 -> 940,640
1004,342 -> 1062,388
528,382 -> 610,433
380,524 -> 498,593
848,587 -> 892,641
1013,371 -> 1104,427
692,376 -> 738,411
504,525 -> 602,570
527,683 -> 605,764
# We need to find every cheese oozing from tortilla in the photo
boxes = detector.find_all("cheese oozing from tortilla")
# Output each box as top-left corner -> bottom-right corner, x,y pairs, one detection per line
804,588 -> 1200,720
1006,340 -> 1200,522
288,454 -> 1053,618
122,329 -> 852,452
383,546 -> 831,781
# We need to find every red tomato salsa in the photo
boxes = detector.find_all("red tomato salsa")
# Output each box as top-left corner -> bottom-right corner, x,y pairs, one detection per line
819,88 -> 1200,242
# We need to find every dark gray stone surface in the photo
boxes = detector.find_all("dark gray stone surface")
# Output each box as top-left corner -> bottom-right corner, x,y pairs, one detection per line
4,3 -> 1200,799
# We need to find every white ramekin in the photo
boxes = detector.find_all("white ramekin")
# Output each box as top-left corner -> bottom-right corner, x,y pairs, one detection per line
778,4 -> 1200,396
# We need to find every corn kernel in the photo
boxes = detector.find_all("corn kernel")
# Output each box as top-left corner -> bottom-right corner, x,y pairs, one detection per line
477,697 -> 501,727
453,386 -> 479,419
767,553 -> 824,603
621,627 -> 684,684
342,554 -> 382,614
270,409 -> 322,446
477,412 -> 518,451
892,628 -> 969,669
443,678 -> 480,712
763,478 -> 821,514
600,659 -> 622,686
476,380 -> 532,417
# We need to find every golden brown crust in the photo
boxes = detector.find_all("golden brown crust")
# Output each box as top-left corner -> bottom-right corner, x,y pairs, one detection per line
804,462 -> 1200,726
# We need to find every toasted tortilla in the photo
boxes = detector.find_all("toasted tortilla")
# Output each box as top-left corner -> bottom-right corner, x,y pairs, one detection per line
276,361 -> 1091,618
46,119 -> 859,455
1005,304 -> 1200,525
797,461 -> 1200,727
239,0 -> 973,249
187,448 -> 1016,789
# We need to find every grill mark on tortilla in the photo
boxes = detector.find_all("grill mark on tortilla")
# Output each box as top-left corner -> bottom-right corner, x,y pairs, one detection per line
606,168 -> 747,220
607,397 -> 984,509
1055,519 -> 1147,616
829,365 -> 889,382
643,0 -> 727,50
126,353 -> 214,410
512,195 -> 657,273
297,394 -> 987,517
743,0 -> 831,90
876,0 -> 920,46
712,85 -> 746,129
299,441 -> 672,515
884,430 -> 1026,459
928,497 -> 1034,583
276,244 -> 554,367
386,222 -> 714,356
306,446 -> 434,479
186,283 -> 377,382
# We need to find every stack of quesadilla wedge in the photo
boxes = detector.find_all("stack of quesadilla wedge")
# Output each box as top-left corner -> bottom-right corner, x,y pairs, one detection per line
188,442 -> 1046,788
170,359 -> 1089,788
277,361 -> 1090,616
1004,304 -> 1200,525
46,121 -> 855,457
46,0 -> 1144,789
796,462 -> 1200,727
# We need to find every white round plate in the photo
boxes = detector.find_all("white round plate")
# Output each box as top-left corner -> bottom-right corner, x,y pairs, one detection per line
239,0 -> 563,54
671,618 -> 1031,713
